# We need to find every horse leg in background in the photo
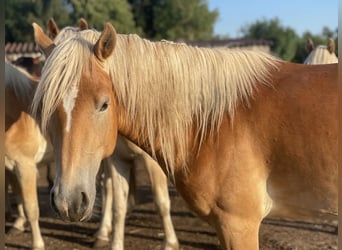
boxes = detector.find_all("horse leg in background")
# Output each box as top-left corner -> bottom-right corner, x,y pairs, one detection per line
5,170 -> 27,233
5,170 -> 14,220
137,154 -> 179,250
126,167 -> 136,213
93,161 -> 113,248
16,161 -> 45,250
107,156 -> 131,250
46,163 -> 56,190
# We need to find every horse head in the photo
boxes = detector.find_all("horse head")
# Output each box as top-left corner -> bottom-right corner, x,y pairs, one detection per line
33,23 -> 118,221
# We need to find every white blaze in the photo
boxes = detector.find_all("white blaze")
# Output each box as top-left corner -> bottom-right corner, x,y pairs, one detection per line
62,85 -> 79,132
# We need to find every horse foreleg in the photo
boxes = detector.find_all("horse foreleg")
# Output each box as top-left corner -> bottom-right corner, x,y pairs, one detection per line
93,161 -> 113,248
107,156 -> 131,250
6,170 -> 27,233
16,162 -> 44,250
211,211 -> 261,250
140,155 -> 179,250
5,170 -> 16,220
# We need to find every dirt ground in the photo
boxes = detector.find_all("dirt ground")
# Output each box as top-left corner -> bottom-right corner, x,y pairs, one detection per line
5,164 -> 338,250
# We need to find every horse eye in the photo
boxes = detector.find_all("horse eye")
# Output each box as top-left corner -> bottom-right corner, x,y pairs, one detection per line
100,102 -> 108,112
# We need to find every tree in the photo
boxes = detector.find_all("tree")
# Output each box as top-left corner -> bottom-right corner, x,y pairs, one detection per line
240,18 -> 299,61
292,27 -> 338,63
129,0 -> 218,40
67,0 -> 140,34
6,0 -> 218,43
5,0 -> 71,42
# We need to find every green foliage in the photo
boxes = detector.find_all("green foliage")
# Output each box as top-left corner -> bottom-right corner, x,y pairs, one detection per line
241,18 -> 338,62
67,0 -> 141,34
6,0 -> 217,42
241,18 -> 298,61
152,0 -> 218,40
5,0 -> 71,42
6,1 -> 337,63
128,0 -> 218,40
293,27 -> 338,63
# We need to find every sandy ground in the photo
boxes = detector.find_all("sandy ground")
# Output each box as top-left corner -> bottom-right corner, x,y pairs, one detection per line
5,164 -> 338,250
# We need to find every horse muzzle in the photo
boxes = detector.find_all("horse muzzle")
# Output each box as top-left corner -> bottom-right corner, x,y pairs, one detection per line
50,184 -> 92,222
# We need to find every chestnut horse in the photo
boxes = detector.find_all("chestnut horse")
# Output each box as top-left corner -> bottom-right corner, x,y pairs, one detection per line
39,19 -> 179,249
32,23 -> 337,249
5,61 -> 54,250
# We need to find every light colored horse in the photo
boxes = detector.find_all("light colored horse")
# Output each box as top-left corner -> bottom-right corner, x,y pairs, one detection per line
5,61 -> 54,250
304,37 -> 338,64
32,23 -> 337,250
42,19 -> 179,249
95,135 -> 178,249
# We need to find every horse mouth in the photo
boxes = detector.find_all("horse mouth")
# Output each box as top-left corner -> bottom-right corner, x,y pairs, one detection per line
50,189 -> 94,222
53,206 -> 93,222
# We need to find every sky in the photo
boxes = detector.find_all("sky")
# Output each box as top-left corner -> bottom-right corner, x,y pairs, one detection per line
207,0 -> 338,37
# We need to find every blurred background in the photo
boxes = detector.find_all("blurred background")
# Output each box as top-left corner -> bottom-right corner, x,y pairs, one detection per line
5,0 -> 338,63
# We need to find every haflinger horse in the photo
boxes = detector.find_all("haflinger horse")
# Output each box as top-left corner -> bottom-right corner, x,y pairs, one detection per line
304,37 -> 338,64
5,60 -> 55,250
12,56 -> 43,78
39,19 -> 179,249
32,22 -> 337,250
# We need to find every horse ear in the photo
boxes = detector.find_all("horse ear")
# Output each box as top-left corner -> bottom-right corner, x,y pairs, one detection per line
33,56 -> 41,64
94,23 -> 117,62
306,38 -> 314,53
33,22 -> 56,59
327,37 -> 335,54
47,18 -> 60,39
79,18 -> 89,30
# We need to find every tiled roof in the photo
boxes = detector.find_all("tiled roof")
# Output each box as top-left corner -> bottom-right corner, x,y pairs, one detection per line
5,42 -> 41,54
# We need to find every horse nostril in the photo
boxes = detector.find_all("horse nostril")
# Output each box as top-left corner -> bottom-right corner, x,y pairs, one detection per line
81,192 -> 89,209
50,190 -> 58,213
72,192 -> 90,221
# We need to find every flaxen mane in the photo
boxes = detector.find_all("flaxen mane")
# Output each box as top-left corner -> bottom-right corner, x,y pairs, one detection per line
32,29 -> 279,174
304,46 -> 338,64
5,61 -> 37,106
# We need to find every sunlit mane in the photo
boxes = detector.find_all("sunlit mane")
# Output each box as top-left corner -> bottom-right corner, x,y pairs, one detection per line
304,45 -> 338,64
5,61 -> 37,106
53,26 -> 98,45
32,29 -> 279,174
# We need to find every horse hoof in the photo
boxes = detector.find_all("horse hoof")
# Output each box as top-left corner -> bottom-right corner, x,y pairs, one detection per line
93,239 -> 109,248
164,241 -> 180,250
7,227 -> 24,235
33,247 -> 45,250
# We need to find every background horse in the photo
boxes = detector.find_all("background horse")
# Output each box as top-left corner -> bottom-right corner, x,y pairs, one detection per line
304,37 -> 338,64
37,20 -> 179,249
5,61 -> 54,250
32,23 -> 337,249
11,55 -> 43,78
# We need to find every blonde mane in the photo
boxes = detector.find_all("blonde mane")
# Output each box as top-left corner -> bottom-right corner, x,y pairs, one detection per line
5,61 -> 38,106
304,45 -> 338,64
32,29 -> 279,174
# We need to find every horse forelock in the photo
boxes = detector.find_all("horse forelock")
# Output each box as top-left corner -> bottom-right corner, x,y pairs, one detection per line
31,29 -> 280,175
31,32 -> 100,134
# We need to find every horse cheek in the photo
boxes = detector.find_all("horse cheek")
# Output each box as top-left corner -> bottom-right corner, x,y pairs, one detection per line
103,110 -> 118,158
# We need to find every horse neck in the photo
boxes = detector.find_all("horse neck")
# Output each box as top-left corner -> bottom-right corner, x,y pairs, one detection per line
116,103 -> 199,174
